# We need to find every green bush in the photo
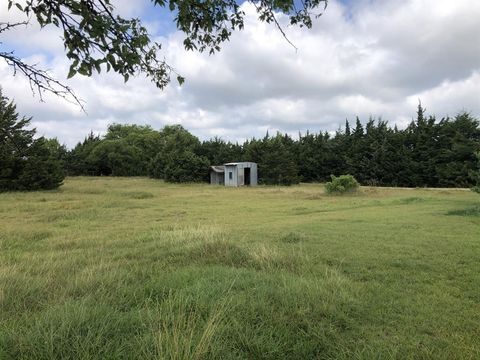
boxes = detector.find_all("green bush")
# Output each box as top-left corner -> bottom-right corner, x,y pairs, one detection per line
325,175 -> 359,194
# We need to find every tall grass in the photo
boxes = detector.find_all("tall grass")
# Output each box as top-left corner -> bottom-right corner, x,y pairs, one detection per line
0,177 -> 479,359
151,291 -> 231,359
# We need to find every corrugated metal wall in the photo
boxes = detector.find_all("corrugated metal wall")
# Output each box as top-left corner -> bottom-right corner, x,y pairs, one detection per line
250,163 -> 258,186
224,165 -> 238,186
223,163 -> 257,187
210,171 -> 224,185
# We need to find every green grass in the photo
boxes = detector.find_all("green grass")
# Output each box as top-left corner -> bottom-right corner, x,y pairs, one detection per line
1,177 -> 479,359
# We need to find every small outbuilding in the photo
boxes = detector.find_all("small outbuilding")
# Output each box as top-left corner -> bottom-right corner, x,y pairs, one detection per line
209,162 -> 257,187
210,165 -> 225,185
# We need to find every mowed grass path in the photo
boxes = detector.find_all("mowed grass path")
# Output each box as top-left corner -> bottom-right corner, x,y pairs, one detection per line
1,177 -> 479,359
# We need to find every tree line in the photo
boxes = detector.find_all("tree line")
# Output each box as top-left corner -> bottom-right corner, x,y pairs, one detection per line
63,104 -> 480,188
1,90 -> 480,191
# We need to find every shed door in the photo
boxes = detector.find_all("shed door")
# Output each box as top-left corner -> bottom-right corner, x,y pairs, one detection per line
244,168 -> 251,185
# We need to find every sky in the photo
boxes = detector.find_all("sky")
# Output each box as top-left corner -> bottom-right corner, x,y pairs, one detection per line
1,0 -> 479,147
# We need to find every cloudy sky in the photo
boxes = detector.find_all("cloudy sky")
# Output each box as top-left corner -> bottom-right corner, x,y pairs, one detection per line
1,0 -> 479,147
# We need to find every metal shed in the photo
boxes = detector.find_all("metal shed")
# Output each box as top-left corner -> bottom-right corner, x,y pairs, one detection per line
210,166 -> 225,185
209,162 -> 257,187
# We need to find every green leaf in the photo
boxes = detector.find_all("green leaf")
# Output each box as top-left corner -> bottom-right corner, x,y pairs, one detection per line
67,66 -> 76,79
176,76 -> 185,86
78,63 -> 90,76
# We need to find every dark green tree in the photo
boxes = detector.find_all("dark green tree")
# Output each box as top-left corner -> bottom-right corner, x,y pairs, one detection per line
297,131 -> 319,182
346,117 -> 367,182
199,137 -> 243,165
405,103 -> 440,187
244,133 -> 299,185
148,125 -> 208,182
297,131 -> 335,182
435,113 -> 480,187
66,132 -> 102,175
104,123 -> 163,175
163,150 -> 210,183
0,91 -> 64,191
324,130 -> 348,178
472,152 -> 480,193
87,140 -> 144,176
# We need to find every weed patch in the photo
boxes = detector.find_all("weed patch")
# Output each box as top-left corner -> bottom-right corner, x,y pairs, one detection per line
395,197 -> 426,204
187,240 -> 251,267
446,206 -> 480,217
122,191 -> 154,199
280,232 -> 307,244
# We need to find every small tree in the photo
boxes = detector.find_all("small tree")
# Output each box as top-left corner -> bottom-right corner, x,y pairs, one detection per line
0,91 -> 64,191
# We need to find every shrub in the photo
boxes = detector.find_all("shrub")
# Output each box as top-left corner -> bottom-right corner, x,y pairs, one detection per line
325,175 -> 359,194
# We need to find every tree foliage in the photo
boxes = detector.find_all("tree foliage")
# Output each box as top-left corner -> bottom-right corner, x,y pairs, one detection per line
60,105 -> 480,187
162,150 -> 210,183
472,152 -> 480,194
148,125 -> 209,182
0,91 -> 64,191
244,133 -> 299,185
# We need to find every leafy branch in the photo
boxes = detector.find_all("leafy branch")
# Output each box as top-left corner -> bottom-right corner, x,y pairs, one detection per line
0,46 -> 85,110
1,0 -> 327,108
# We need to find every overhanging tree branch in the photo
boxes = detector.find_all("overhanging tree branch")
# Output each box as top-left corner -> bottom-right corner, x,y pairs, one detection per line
0,21 -> 29,33
0,49 -> 86,111
1,0 -> 328,108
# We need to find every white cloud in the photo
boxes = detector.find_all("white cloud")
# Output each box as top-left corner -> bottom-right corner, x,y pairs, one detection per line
0,0 -> 479,147
407,71 -> 480,117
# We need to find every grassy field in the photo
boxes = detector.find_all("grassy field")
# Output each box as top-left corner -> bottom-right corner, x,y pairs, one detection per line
1,177 -> 479,359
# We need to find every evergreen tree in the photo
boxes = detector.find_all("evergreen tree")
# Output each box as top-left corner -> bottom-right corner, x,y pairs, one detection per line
297,131 -> 322,182
244,133 -> 299,185
472,152 -> 480,193
345,117 -> 365,181
407,103 -> 440,186
66,132 -> 102,175
345,119 -> 351,136
0,91 -> 64,191
435,113 -> 480,187
199,137 -> 243,165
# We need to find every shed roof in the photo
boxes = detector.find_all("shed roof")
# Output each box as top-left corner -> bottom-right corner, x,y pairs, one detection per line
224,162 -> 256,166
210,165 -> 225,173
